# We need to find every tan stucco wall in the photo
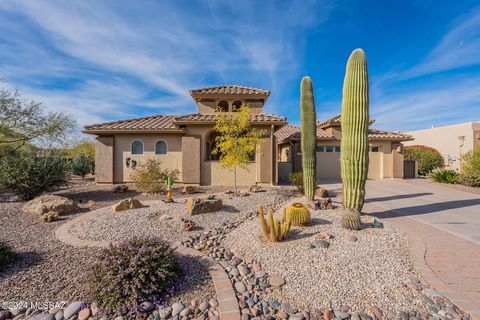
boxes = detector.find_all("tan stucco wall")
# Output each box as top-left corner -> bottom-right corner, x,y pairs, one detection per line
405,122 -> 480,170
113,134 -> 183,183
195,99 -> 264,114
204,162 -> 257,186
95,136 -> 114,183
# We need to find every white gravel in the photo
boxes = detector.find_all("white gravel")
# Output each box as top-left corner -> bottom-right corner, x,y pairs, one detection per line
223,196 -> 428,315
68,190 -> 295,243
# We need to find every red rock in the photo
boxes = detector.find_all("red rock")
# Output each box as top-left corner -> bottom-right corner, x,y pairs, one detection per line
323,309 -> 334,320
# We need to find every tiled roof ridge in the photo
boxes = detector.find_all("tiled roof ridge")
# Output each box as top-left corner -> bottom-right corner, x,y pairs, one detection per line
189,85 -> 270,96
84,113 -> 186,129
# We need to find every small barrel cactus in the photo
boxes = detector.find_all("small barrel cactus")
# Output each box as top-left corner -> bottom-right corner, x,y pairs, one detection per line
286,202 -> 311,226
340,48 -> 370,213
259,206 -> 291,242
300,76 -> 317,201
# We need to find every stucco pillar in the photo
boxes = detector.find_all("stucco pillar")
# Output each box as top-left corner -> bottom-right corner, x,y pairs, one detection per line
95,136 -> 114,184
182,136 -> 201,184
257,136 -> 272,184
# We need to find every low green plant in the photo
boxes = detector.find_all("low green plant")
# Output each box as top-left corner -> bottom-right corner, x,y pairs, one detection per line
0,150 -> 70,200
131,159 -> 180,193
429,168 -> 459,184
289,171 -> 304,194
404,145 -> 443,176
71,154 -> 93,179
460,148 -> 480,187
0,242 -> 15,271
82,237 -> 180,318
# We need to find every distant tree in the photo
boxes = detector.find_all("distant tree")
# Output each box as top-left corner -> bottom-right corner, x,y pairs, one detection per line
404,145 -> 443,175
68,139 -> 95,160
72,154 -> 93,179
0,86 -> 75,154
212,105 -> 265,193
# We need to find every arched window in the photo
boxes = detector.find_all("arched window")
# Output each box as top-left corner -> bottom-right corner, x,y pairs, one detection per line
217,100 -> 229,112
155,140 -> 168,155
232,100 -> 242,111
131,140 -> 144,155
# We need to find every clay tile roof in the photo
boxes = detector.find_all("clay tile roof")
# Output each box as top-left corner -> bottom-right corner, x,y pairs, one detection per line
189,85 -> 270,97
368,128 -> 414,141
83,115 -> 182,133
274,125 -> 334,142
173,113 -> 286,124
317,114 -> 375,128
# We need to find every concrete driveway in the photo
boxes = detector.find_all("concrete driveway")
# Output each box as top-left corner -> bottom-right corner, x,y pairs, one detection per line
363,179 -> 480,244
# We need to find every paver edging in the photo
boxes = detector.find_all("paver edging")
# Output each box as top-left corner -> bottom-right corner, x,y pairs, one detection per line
55,209 -> 240,320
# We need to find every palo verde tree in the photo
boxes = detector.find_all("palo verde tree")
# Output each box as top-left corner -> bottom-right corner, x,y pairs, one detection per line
212,104 -> 265,193
0,86 -> 75,154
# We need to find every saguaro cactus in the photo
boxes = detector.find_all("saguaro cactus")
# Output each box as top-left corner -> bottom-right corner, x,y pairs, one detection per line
300,76 -> 317,201
340,48 -> 370,213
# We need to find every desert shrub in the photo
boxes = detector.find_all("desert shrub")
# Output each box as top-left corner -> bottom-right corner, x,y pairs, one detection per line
0,150 -> 70,200
131,159 -> 179,193
459,148 -> 480,187
404,145 -> 443,175
71,154 -> 93,178
82,237 -> 180,318
429,168 -> 459,184
0,242 -> 15,271
289,171 -> 304,194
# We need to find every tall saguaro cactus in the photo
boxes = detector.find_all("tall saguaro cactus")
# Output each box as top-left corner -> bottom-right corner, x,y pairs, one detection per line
340,48 -> 370,213
300,76 -> 317,201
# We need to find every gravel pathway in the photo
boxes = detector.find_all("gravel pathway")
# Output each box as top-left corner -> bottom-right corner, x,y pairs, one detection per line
223,197 -> 428,316
0,180 -> 228,306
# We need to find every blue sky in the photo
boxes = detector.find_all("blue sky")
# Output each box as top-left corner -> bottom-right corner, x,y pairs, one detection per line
0,0 -> 479,133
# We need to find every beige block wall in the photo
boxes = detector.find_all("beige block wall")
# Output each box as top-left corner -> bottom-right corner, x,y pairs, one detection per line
405,122 -> 480,170
95,136 -> 114,183
113,134 -> 182,183
204,162 -> 257,186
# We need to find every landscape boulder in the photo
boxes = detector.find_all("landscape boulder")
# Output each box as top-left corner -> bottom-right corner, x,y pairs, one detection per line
182,186 -> 197,194
186,197 -> 223,215
307,198 -> 333,210
315,186 -> 329,198
23,195 -> 79,216
112,184 -> 129,193
249,185 -> 265,193
111,198 -> 143,212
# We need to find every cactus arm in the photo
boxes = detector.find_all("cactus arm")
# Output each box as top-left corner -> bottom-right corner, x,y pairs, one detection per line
259,205 -> 270,238
340,49 -> 370,212
300,76 -> 317,201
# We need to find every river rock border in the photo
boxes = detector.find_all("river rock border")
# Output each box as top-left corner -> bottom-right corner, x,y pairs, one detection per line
54,209 -> 240,320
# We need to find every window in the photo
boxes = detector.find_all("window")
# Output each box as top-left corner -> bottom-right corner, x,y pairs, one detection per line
131,140 -> 144,155
334,146 -> 341,152
232,100 -> 242,111
370,146 -> 379,152
155,140 -> 167,155
316,146 -> 325,152
326,146 -> 334,152
217,100 -> 229,112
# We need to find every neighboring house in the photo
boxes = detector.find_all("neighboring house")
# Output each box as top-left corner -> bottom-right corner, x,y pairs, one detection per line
275,115 -> 414,181
83,85 -> 286,186
405,121 -> 480,171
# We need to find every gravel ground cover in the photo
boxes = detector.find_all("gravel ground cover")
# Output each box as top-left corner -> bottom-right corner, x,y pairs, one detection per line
223,196 -> 429,316
68,189 -> 295,243
0,179 -> 223,309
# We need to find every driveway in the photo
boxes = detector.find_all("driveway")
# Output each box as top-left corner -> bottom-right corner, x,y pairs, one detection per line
363,179 -> 480,244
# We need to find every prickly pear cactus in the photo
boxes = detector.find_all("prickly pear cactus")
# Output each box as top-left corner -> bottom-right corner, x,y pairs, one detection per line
300,76 -> 317,201
340,48 -> 370,212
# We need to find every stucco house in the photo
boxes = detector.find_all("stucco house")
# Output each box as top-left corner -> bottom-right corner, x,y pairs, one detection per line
404,121 -> 480,171
84,85 -> 286,186
84,85 -> 414,186
275,115 -> 414,181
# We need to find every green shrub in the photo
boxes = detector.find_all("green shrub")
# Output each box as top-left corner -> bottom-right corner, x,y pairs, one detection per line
404,145 -> 443,175
82,237 -> 180,318
0,242 -> 15,271
131,159 -> 179,193
71,154 -> 93,178
429,168 -> 459,184
289,171 -> 304,194
459,148 -> 480,187
0,150 -> 70,200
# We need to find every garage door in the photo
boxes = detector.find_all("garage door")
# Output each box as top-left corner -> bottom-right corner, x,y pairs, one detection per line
317,152 -> 341,179
368,151 -> 383,179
